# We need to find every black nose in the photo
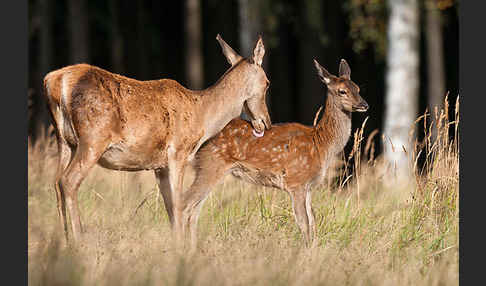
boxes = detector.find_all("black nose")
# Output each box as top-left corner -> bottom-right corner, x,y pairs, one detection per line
358,101 -> 369,111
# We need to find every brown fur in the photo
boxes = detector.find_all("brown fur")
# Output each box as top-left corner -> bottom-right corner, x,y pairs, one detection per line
180,59 -> 369,247
44,35 -> 272,242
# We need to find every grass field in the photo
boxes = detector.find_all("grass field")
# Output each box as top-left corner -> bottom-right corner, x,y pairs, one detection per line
28,99 -> 459,285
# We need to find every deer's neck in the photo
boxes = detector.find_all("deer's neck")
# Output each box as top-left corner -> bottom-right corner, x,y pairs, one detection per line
313,94 -> 352,161
198,69 -> 249,141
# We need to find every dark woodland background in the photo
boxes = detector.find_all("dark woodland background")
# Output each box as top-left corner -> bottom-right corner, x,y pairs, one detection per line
28,0 -> 459,157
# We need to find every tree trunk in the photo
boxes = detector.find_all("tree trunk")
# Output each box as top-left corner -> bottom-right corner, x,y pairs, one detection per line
297,0 -> 323,125
68,0 -> 90,64
34,0 -> 53,141
425,0 -> 445,140
269,21 -> 294,123
201,0 -> 239,85
109,0 -> 124,74
185,0 -> 204,89
238,0 -> 267,120
136,0 -> 149,80
238,0 -> 263,57
383,0 -> 420,178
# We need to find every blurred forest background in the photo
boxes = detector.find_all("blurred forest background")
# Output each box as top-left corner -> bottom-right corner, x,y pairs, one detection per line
27,0 -> 458,165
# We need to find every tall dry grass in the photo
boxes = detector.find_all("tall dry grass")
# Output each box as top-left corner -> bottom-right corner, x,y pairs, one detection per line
28,97 -> 459,285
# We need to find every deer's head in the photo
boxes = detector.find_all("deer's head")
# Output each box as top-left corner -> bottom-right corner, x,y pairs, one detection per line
216,34 -> 272,134
313,59 -> 368,113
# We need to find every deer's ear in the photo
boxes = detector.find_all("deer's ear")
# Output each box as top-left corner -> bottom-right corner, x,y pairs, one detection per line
339,59 -> 351,80
216,34 -> 243,66
313,59 -> 332,84
252,36 -> 265,66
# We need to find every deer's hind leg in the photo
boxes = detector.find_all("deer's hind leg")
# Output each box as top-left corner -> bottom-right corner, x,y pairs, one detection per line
47,96 -> 72,241
58,136 -> 111,242
54,136 -> 73,241
181,153 -> 233,249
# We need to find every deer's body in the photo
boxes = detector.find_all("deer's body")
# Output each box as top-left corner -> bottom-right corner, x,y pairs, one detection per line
46,64 -> 196,171
45,35 -> 271,241
45,63 -> 258,171
203,96 -> 351,190
180,59 -> 368,246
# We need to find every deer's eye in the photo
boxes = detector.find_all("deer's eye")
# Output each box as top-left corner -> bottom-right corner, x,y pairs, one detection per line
339,89 -> 347,96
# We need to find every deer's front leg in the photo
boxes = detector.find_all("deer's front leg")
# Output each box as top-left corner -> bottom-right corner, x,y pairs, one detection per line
154,168 -> 174,226
289,188 -> 314,247
167,144 -> 188,240
305,187 -> 317,247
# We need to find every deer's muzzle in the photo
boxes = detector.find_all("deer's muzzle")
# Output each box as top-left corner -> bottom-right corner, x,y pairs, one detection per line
354,101 -> 369,112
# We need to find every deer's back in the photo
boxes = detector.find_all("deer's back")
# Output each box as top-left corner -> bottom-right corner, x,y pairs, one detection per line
44,63 -> 198,108
44,64 -> 203,135
200,119 -> 325,189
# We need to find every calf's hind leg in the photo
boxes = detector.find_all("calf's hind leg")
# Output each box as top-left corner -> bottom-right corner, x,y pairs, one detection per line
182,154 -> 232,248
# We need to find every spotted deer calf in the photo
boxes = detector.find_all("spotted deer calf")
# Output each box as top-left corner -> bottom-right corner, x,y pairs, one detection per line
44,34 -> 271,242
179,59 -> 368,246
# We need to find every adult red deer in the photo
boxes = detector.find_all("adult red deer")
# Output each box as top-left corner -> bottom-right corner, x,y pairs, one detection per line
179,59 -> 368,247
44,34 -> 272,241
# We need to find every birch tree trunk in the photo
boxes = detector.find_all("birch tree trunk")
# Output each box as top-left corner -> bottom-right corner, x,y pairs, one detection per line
425,0 -> 445,140
383,0 -> 420,178
185,0 -> 204,89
